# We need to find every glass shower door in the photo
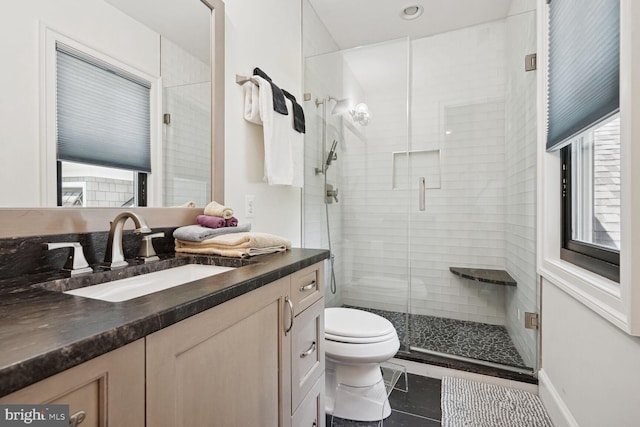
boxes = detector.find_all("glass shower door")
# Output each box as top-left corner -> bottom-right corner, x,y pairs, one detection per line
406,10 -> 539,373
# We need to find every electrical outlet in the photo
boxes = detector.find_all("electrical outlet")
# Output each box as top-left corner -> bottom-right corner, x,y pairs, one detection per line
245,195 -> 255,218
517,309 -> 521,320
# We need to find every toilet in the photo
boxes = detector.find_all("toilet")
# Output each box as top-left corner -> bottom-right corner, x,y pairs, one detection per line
324,307 -> 400,422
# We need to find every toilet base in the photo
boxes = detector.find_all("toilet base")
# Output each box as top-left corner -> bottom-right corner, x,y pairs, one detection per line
325,358 -> 392,422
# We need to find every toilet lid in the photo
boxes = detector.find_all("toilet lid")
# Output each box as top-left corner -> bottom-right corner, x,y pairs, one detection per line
324,307 -> 396,339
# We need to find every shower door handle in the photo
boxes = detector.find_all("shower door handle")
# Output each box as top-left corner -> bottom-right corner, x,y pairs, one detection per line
419,177 -> 425,211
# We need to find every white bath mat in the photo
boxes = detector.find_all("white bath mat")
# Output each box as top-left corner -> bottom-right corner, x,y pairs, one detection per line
441,377 -> 553,427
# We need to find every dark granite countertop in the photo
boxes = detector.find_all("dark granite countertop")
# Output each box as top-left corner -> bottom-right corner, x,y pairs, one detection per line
0,248 -> 329,397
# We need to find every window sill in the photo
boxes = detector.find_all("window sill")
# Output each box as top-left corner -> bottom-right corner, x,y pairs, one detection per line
539,257 -> 627,331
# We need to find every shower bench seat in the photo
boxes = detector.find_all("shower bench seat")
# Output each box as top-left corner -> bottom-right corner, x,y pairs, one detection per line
449,267 -> 517,286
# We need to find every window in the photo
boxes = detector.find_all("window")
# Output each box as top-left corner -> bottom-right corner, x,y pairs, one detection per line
57,162 -> 141,208
55,42 -> 151,207
561,116 -> 620,281
546,0 -> 620,281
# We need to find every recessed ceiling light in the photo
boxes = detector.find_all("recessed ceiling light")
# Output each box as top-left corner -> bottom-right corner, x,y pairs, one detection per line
401,5 -> 423,20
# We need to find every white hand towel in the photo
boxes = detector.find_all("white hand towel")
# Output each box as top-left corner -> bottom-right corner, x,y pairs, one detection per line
243,81 -> 262,125
253,76 -> 303,188
255,75 -> 292,186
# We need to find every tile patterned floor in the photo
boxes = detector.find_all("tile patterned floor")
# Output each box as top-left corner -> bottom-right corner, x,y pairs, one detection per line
344,306 -> 528,369
328,374 -> 442,427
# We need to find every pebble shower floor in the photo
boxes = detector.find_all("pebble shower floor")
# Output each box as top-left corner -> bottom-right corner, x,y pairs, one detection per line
345,306 -> 529,369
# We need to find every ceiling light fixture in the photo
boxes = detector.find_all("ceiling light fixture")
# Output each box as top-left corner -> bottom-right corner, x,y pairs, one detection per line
401,5 -> 423,20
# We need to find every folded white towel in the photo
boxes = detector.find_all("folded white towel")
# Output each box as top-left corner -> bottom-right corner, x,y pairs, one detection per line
252,76 -> 303,188
243,81 -> 262,125
203,201 -> 233,219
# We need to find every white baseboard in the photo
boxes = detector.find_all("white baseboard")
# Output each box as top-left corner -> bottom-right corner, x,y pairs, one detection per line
538,369 -> 579,427
390,358 -> 539,394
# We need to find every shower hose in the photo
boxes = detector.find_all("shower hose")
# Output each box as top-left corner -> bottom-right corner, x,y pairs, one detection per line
324,171 -> 337,295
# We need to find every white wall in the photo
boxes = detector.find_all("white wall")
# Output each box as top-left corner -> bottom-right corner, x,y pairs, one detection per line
0,0 -> 159,207
224,0 -> 303,245
540,282 -> 640,427
302,0 -> 339,58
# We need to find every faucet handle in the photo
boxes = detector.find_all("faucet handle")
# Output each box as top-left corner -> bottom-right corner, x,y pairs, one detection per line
43,242 -> 93,276
137,232 -> 164,262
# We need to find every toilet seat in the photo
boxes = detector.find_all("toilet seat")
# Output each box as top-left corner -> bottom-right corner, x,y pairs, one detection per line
325,307 -> 395,339
325,330 -> 398,344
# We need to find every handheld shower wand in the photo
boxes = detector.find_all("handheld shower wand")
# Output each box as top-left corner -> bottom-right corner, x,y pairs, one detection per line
326,140 -> 338,166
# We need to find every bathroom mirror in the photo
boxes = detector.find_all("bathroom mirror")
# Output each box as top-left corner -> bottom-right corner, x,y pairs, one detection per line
0,0 -> 224,208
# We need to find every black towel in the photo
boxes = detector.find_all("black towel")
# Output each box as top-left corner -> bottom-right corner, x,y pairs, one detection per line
282,90 -> 306,134
253,67 -> 288,115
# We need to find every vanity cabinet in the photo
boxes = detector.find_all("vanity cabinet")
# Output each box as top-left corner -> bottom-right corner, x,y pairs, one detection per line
146,276 -> 289,426
0,339 -> 145,426
146,261 -> 325,427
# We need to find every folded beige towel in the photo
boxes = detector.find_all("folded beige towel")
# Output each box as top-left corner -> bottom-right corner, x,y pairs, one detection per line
175,245 -> 288,258
204,201 -> 233,219
175,232 -> 291,258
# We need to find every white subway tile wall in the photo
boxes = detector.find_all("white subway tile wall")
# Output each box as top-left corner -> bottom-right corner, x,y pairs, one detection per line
161,37 -> 211,208
62,176 -> 133,207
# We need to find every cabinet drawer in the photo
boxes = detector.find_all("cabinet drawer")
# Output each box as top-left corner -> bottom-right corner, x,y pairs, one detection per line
291,374 -> 325,427
291,298 -> 325,412
291,262 -> 324,314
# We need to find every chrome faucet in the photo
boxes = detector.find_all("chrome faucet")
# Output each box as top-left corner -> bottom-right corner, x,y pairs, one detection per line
103,211 -> 152,269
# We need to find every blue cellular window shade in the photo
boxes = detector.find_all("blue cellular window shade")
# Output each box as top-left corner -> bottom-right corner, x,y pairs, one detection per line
56,43 -> 152,172
546,0 -> 620,151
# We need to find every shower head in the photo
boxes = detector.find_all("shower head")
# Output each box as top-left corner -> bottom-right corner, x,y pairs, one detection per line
315,95 -> 352,115
328,97 -> 351,115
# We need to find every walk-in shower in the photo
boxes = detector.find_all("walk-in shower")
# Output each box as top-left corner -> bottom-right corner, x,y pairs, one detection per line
303,1 -> 538,377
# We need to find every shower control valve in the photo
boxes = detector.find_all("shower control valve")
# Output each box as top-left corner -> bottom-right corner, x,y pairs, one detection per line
326,185 -> 339,204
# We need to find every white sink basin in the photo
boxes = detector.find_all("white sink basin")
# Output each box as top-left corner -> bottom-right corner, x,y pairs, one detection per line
65,264 -> 235,302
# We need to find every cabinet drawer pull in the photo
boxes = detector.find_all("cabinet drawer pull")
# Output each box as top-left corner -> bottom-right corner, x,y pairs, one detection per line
300,341 -> 316,358
299,281 -> 316,292
285,297 -> 294,334
69,410 -> 86,427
